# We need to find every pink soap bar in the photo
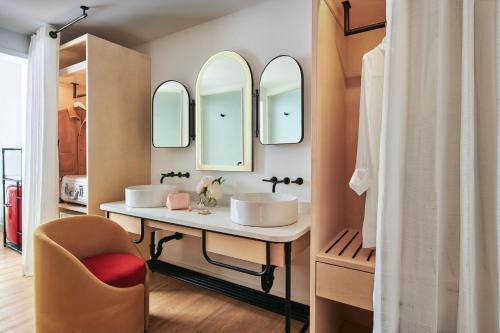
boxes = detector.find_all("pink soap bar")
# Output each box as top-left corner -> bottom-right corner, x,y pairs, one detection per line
166,192 -> 191,210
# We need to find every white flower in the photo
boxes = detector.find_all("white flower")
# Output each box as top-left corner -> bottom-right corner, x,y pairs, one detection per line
207,181 -> 222,200
196,176 -> 213,194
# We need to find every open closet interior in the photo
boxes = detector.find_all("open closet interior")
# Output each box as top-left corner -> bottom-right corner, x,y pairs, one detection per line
57,34 -> 152,216
311,0 -> 385,332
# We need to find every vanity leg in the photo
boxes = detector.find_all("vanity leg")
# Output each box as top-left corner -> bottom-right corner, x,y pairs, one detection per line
285,242 -> 292,333
132,218 -> 145,244
148,231 -> 156,273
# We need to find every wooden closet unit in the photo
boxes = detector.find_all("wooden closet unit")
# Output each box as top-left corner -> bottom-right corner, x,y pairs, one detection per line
311,0 -> 385,332
58,34 -> 151,216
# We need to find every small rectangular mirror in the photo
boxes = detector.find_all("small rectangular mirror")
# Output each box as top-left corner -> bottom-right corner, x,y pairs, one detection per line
196,51 -> 253,171
259,56 -> 303,144
152,80 -> 191,148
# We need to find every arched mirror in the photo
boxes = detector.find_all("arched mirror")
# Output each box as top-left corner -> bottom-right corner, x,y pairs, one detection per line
258,56 -> 303,144
152,80 -> 191,148
196,51 -> 253,171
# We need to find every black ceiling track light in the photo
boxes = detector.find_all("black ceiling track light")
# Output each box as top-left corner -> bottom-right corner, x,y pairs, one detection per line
49,5 -> 90,39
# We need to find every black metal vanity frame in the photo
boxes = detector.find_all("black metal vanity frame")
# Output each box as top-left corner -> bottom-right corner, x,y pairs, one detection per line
105,212 -> 309,333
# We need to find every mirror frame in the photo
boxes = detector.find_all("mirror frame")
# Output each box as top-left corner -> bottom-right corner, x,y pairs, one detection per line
195,51 -> 253,172
257,55 -> 304,145
151,80 -> 192,148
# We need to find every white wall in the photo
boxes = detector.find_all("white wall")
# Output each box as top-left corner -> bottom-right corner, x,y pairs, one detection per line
137,0 -> 312,303
0,28 -> 29,57
0,53 -> 27,225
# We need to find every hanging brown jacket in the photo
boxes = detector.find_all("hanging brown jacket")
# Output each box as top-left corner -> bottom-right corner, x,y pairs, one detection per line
58,106 -> 86,177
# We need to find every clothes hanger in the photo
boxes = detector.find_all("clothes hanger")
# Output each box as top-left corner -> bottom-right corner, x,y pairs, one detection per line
73,101 -> 87,110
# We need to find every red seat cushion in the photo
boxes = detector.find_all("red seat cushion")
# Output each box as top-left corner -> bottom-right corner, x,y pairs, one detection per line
81,253 -> 146,288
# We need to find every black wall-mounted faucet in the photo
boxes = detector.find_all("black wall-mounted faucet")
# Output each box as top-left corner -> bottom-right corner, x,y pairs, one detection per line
160,172 -> 190,183
262,176 -> 304,193
262,177 -> 290,193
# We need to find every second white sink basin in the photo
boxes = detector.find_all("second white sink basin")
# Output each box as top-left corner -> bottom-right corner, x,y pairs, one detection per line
230,193 -> 298,227
125,184 -> 178,208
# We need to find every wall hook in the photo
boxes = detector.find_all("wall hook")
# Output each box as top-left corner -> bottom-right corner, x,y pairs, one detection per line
284,112 -> 290,116
220,114 -> 226,117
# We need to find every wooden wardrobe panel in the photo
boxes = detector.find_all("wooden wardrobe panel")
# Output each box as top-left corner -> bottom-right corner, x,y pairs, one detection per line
311,0 -> 386,331
310,1 -> 349,332
86,35 -> 151,215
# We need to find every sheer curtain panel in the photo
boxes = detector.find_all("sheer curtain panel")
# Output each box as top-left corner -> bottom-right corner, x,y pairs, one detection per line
22,25 -> 59,276
374,0 -> 500,332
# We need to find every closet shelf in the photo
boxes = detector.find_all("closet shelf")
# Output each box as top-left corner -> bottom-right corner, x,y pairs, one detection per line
316,228 -> 375,273
59,60 -> 87,85
58,202 -> 87,214
59,35 -> 87,69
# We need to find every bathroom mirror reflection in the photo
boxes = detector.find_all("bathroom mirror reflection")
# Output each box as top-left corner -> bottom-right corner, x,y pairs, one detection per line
259,56 -> 303,145
152,80 -> 190,148
196,51 -> 253,171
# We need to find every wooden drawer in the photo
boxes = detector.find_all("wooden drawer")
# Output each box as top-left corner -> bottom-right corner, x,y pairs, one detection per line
146,220 -> 201,237
108,213 -> 142,234
205,232 -> 284,266
316,262 -> 374,311
206,232 -> 309,267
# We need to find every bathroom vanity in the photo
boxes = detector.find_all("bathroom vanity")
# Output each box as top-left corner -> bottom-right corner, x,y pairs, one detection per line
123,46 -> 309,333
101,201 -> 310,333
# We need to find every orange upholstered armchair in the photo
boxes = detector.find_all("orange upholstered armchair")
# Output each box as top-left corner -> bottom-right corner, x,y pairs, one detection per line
34,215 -> 149,333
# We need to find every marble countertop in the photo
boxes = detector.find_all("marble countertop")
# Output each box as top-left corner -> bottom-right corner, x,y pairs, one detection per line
101,201 -> 310,243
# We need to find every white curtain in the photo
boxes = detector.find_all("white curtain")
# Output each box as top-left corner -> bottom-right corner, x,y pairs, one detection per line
374,0 -> 500,332
22,26 -> 59,276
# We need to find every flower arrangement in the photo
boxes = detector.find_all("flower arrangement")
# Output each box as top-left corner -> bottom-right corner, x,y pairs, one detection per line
196,176 -> 224,208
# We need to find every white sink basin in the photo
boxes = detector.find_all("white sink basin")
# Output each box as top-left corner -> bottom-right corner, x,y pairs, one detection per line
125,184 -> 178,208
230,193 -> 298,227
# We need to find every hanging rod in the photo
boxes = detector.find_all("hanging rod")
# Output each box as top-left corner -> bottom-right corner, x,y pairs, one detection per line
71,83 -> 86,98
49,6 -> 90,39
342,1 -> 386,36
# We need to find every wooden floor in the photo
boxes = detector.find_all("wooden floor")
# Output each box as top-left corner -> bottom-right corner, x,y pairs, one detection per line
0,243 -> 304,333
